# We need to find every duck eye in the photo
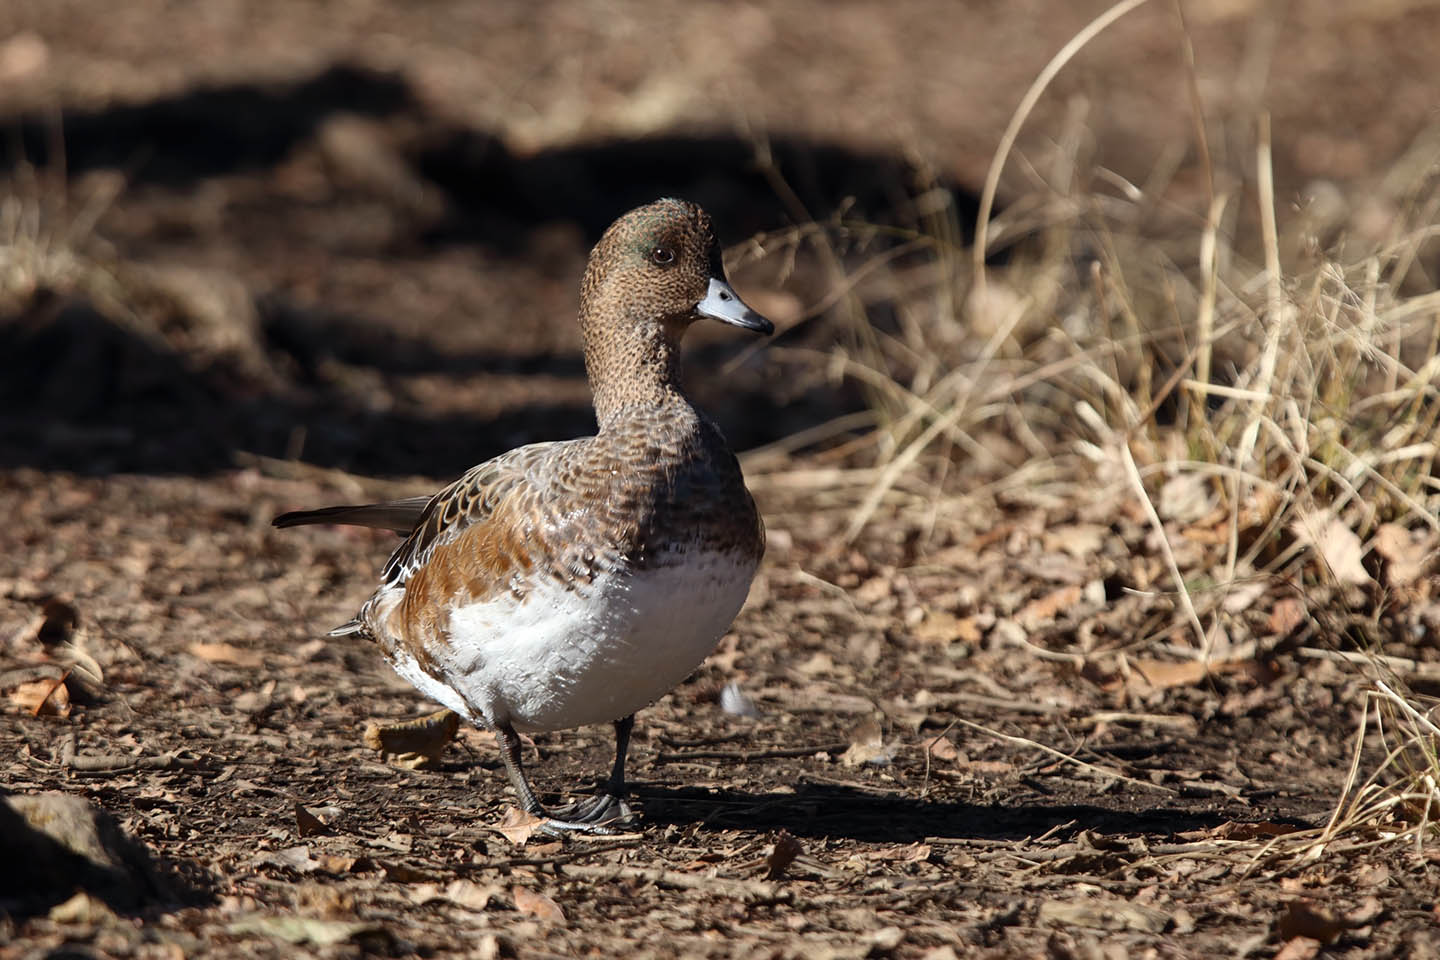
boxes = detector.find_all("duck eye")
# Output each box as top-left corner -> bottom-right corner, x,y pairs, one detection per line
650,246 -> 675,266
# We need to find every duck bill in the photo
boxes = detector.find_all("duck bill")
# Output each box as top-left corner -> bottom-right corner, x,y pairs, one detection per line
695,278 -> 774,335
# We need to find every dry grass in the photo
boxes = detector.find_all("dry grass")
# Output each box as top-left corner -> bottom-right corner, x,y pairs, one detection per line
735,0 -> 1440,863
0,159 -> 124,315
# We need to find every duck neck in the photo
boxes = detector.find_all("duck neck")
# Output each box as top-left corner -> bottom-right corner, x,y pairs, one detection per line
584,312 -> 690,431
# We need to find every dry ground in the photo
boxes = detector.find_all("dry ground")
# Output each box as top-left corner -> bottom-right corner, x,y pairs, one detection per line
4,1 -> 1440,957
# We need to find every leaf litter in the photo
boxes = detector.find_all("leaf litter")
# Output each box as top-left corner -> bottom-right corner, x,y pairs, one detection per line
0,460 -> 1428,955
4,11 -> 1440,952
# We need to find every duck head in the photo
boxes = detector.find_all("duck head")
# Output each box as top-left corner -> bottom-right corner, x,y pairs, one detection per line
578,198 -> 772,423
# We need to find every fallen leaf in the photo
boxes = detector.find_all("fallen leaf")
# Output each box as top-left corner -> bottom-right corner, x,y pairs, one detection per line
765,831 -> 803,880
512,886 -> 566,924
913,610 -> 956,645
1220,578 -> 1268,614
912,611 -> 981,646
1291,510 -> 1372,586
1158,473 -> 1216,523
1042,524 -> 1109,559
1373,523 -> 1435,588
294,803 -> 327,838
868,927 -> 904,951
187,642 -> 264,668
48,891 -> 118,926
494,806 -> 543,846
871,843 -> 932,862
1128,659 -> 1209,691
1016,584 -> 1082,629
924,734 -> 958,762
228,914 -> 383,946
405,883 -> 444,906
1346,896 -> 1383,927
1126,657 -> 1258,694
443,879 -> 504,912
10,675 -> 71,717
968,760 -> 1017,775
254,845 -> 319,874
1037,898 -> 1170,933
1274,937 -> 1323,960
840,717 -> 896,767
1213,821 -> 1301,841
1354,864 -> 1390,888
919,948 -> 960,960
853,575 -> 894,606
1278,899 -> 1344,944
1239,485 -> 1284,530
316,854 -> 371,875
380,861 -> 441,883
1178,516 -> 1230,545
795,651 -> 834,675
1268,597 -> 1308,637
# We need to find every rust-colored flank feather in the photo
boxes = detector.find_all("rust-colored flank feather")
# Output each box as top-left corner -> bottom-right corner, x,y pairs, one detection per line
273,198 -> 773,834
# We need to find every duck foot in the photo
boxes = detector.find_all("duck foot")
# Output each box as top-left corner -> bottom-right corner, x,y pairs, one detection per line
496,714 -> 639,836
542,793 -> 635,834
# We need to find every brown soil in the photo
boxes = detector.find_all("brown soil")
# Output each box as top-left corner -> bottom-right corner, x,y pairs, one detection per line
4,2 -> 1440,957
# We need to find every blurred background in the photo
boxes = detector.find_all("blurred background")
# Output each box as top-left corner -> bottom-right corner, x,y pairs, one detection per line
1,0 -> 1436,478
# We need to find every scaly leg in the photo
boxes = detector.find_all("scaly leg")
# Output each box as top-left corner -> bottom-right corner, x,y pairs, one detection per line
495,721 -> 549,817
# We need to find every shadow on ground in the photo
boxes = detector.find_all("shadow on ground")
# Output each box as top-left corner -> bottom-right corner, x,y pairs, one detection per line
1,63 -> 976,246
0,791 -> 214,919
0,63 -> 978,478
0,293 -> 839,477
631,783 -> 1265,844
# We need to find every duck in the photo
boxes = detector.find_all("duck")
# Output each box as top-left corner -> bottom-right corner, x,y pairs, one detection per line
274,198 -> 772,833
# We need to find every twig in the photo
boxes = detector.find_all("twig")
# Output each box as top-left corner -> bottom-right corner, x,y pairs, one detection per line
1298,647 -> 1440,679
449,840 -> 641,873
235,451 -> 429,499
655,732 -> 749,749
973,0 -> 1154,285
0,665 -> 66,687
1119,441 -> 1209,656
953,718 -> 1175,795
558,862 -> 793,904
653,743 -> 850,764
921,719 -> 958,798
1374,679 -> 1440,738
58,733 -> 200,775
938,688 -> 1058,717
1077,712 -> 1199,731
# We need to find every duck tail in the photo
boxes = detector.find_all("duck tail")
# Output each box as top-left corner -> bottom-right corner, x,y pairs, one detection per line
327,618 -> 369,639
272,497 -> 431,535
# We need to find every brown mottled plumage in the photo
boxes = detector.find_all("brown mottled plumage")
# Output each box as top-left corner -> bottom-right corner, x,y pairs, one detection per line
273,199 -> 772,834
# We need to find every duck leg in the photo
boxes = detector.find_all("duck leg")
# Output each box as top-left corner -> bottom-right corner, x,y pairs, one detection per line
495,717 -> 635,834
547,714 -> 636,827
495,721 -> 549,817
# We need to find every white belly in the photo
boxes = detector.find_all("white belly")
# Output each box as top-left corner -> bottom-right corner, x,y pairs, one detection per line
391,551 -> 756,733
